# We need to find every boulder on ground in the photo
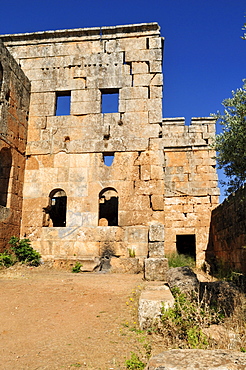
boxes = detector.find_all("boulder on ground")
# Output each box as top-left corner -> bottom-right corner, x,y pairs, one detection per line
146,349 -> 246,369
167,266 -> 199,294
199,281 -> 242,316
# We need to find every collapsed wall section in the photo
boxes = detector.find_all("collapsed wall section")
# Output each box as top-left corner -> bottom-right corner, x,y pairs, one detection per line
0,41 -> 30,250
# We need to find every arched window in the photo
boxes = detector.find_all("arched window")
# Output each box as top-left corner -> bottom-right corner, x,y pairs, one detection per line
98,187 -> 118,226
0,147 -> 12,207
0,62 -> 3,92
43,189 -> 67,227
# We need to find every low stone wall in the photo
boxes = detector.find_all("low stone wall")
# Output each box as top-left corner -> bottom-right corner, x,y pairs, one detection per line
206,186 -> 246,274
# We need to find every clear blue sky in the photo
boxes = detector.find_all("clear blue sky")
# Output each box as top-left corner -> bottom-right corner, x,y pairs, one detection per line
0,0 -> 245,201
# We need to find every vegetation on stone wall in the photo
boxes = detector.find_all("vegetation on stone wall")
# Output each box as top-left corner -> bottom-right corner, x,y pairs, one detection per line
213,80 -> 246,194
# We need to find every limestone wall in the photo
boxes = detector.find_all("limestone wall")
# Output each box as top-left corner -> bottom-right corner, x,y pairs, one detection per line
2,24 -> 165,262
206,186 -> 246,274
0,41 -> 30,250
1,24 -> 219,267
161,117 -> 219,265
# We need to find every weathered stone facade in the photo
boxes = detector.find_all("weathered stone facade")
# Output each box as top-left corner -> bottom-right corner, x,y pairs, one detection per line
0,23 -> 219,267
206,186 -> 246,274
162,117 -> 219,263
0,41 -> 30,250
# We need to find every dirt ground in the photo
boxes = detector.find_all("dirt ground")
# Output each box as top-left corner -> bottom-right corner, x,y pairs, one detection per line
0,265 -> 160,370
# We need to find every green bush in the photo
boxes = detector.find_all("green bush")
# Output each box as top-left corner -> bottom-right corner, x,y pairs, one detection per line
8,236 -> 41,266
166,252 -> 195,268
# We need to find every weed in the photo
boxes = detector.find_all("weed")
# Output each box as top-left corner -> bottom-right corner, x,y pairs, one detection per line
128,248 -> 136,258
166,252 -> 195,268
159,287 -> 222,349
9,236 -> 41,266
125,352 -> 145,370
70,363 -> 81,368
72,261 -> 82,273
129,327 -> 144,334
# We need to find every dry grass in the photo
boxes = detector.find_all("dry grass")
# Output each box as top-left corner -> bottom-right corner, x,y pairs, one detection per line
154,286 -> 246,351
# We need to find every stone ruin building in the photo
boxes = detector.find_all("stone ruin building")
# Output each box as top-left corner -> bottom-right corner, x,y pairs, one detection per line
0,23 -> 220,273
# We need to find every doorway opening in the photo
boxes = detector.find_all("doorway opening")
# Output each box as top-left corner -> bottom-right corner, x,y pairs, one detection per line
176,234 -> 196,260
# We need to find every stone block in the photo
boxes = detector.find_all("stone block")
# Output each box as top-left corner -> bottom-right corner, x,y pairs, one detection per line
120,86 -> 148,100
151,195 -> 164,211
139,285 -> 174,330
140,165 -> 151,180
124,226 -> 148,243
144,258 -> 168,281
149,223 -> 164,241
133,74 -> 152,86
146,350 -> 246,370
148,109 -> 163,124
149,60 -> 162,73
151,165 -> 164,180
131,62 -> 149,74
150,85 -> 162,99
110,257 -> 142,273
148,242 -> 164,257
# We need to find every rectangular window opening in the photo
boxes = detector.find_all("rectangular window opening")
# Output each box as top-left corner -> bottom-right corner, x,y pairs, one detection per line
101,89 -> 119,114
55,91 -> 71,116
103,152 -> 115,166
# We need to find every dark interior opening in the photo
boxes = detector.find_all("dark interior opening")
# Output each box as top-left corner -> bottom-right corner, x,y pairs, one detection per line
99,188 -> 118,226
0,147 -> 12,207
55,91 -> 71,116
176,234 -> 196,260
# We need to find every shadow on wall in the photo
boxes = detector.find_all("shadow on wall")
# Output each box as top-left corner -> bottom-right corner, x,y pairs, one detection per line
206,186 -> 246,275
0,147 -> 12,207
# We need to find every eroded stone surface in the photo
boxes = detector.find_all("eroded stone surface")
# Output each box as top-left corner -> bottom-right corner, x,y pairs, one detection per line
144,258 -> 168,281
167,266 -> 199,294
138,284 -> 174,329
146,349 -> 246,369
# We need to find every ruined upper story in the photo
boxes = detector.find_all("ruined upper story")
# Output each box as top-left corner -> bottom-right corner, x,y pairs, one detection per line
1,23 -> 163,156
